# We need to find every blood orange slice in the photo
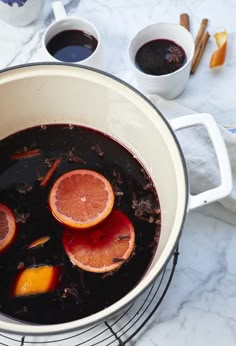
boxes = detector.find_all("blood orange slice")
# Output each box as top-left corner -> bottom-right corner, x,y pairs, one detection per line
63,209 -> 135,273
0,203 -> 16,253
49,169 -> 115,229
12,265 -> 60,298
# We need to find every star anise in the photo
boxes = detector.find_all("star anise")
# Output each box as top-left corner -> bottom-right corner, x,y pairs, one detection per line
132,198 -> 154,216
167,46 -> 184,64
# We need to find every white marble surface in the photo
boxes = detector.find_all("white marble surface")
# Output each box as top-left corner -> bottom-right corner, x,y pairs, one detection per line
0,0 -> 236,345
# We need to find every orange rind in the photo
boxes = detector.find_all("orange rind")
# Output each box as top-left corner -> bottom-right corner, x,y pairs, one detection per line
27,236 -> 50,250
12,265 -> 60,297
210,30 -> 227,68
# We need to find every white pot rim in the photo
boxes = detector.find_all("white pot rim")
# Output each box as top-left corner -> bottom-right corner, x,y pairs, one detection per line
0,63 -> 189,335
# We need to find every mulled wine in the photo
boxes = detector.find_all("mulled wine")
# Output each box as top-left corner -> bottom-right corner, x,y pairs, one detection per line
0,124 -> 161,324
135,38 -> 186,75
46,30 -> 98,63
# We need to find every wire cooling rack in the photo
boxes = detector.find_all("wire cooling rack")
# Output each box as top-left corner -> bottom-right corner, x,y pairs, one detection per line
0,248 -> 179,346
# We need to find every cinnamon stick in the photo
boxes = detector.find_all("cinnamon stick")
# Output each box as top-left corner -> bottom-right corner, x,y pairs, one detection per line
180,13 -> 190,31
40,158 -> 61,187
11,149 -> 41,160
194,18 -> 208,47
191,31 -> 210,74
190,18 -> 209,74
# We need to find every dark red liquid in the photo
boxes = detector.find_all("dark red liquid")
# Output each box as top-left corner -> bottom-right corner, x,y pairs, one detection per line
46,30 -> 98,63
135,38 -> 186,75
0,124 -> 161,324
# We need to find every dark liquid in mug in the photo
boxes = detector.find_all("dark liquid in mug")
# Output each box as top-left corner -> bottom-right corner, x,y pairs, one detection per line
135,39 -> 186,75
46,30 -> 98,63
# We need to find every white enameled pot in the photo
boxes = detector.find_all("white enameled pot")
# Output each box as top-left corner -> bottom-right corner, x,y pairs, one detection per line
0,64 -> 232,335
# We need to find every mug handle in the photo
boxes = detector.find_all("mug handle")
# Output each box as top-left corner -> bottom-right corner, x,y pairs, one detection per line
169,113 -> 232,210
52,1 -> 67,21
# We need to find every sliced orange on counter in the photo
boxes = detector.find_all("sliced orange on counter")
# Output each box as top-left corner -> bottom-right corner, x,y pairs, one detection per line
63,209 -> 135,273
12,265 -> 60,298
49,169 -> 114,229
210,30 -> 227,68
0,203 -> 16,253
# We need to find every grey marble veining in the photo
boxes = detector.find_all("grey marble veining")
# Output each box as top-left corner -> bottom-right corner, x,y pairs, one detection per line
0,1 -> 236,345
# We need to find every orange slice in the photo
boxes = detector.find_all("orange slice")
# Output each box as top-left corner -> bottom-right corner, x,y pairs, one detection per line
49,169 -> 114,229
63,209 -> 135,273
210,31 -> 227,68
12,265 -> 60,297
0,203 -> 16,253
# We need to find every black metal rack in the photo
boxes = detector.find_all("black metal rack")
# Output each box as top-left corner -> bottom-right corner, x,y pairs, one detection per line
0,248 -> 179,346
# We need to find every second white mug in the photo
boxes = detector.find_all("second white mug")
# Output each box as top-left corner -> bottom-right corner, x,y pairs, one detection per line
128,22 -> 195,99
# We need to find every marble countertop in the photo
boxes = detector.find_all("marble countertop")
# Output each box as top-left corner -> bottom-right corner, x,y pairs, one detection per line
1,0 -> 236,345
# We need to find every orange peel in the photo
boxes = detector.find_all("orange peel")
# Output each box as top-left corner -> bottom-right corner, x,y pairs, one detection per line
210,30 -> 227,68
27,236 -> 50,250
12,265 -> 60,297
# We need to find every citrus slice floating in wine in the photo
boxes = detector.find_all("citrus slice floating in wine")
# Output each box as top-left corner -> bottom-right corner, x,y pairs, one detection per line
63,209 -> 135,273
49,169 -> 115,229
12,265 -> 60,298
0,202 -> 16,253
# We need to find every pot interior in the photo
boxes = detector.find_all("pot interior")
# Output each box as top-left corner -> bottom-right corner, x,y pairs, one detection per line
0,64 -> 188,334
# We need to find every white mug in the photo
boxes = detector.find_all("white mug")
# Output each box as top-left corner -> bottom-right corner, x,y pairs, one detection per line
0,0 -> 44,27
42,1 -> 103,69
128,22 -> 195,99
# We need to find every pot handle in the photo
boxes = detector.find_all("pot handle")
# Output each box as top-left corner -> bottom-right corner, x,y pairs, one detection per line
169,113 -> 232,210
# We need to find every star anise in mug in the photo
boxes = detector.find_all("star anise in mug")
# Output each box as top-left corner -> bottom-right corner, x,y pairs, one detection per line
167,46 -> 185,65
